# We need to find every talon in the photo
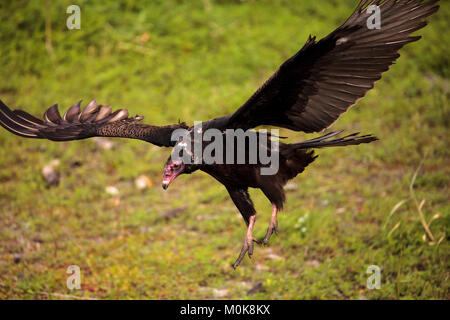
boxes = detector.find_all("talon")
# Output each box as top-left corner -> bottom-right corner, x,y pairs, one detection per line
263,220 -> 278,245
263,229 -> 273,246
252,237 -> 262,245
263,204 -> 279,245
233,215 -> 257,269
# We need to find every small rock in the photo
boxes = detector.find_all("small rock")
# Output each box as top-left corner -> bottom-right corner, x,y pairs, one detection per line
267,254 -> 284,261
196,215 -> 217,221
336,207 -> 346,214
212,288 -> 228,298
140,226 -> 153,234
32,236 -> 43,243
135,175 -> 154,190
161,206 -> 187,220
247,282 -> 264,295
355,197 -> 365,204
198,287 -> 211,295
71,160 -> 82,168
93,137 -> 114,150
334,290 -> 343,297
255,263 -> 269,272
105,186 -> 119,196
284,182 -> 298,191
305,259 -> 321,268
13,254 -> 21,264
42,159 -> 60,186
263,248 -> 284,261
236,281 -> 252,289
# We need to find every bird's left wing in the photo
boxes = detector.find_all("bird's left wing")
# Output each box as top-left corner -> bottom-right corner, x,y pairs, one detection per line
0,99 -> 187,147
224,0 -> 439,133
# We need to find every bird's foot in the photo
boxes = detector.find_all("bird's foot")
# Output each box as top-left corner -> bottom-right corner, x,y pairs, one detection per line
263,204 -> 279,245
233,215 -> 260,269
233,236 -> 261,269
263,218 -> 278,245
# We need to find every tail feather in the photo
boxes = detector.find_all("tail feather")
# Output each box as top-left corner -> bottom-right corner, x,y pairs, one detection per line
293,131 -> 378,149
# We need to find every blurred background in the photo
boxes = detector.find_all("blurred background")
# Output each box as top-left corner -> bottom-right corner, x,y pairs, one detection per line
0,0 -> 448,299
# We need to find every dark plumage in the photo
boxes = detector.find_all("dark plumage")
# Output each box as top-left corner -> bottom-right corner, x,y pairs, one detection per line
0,0 -> 439,268
0,99 -> 187,146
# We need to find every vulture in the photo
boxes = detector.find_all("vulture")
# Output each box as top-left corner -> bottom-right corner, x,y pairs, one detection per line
0,0 -> 439,268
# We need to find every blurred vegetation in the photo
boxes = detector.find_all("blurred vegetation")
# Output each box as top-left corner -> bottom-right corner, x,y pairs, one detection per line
0,0 -> 448,299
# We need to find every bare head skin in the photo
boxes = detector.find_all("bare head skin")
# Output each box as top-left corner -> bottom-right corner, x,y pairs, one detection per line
162,159 -> 185,190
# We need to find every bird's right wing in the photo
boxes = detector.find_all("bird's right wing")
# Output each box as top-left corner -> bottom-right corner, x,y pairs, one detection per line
0,99 -> 187,147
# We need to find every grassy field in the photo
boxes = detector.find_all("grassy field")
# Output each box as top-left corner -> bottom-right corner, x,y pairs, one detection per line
0,0 -> 448,299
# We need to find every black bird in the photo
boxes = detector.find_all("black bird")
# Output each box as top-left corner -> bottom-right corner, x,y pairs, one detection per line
0,0 -> 439,268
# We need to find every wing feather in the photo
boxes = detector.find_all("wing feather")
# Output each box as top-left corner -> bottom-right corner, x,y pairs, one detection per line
0,99 -> 187,147
225,0 -> 439,133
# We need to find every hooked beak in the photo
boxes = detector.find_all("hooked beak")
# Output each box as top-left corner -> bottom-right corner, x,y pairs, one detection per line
162,176 -> 174,190
161,168 -> 181,190
162,180 -> 170,190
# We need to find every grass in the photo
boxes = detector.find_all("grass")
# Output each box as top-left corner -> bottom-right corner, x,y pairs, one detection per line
0,0 -> 448,299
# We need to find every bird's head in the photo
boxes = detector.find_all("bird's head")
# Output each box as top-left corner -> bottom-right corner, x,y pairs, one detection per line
162,159 -> 185,190
162,127 -> 203,190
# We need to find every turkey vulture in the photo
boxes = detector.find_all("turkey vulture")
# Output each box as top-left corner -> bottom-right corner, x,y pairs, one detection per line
0,0 -> 439,268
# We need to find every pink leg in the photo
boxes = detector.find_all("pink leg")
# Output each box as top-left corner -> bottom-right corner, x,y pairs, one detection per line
233,215 -> 260,269
263,204 -> 278,245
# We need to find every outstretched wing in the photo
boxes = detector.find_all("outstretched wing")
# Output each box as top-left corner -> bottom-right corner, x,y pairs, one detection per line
0,99 -> 187,147
225,0 -> 439,132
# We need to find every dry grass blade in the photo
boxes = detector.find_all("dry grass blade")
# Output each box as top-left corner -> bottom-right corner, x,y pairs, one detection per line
387,222 -> 401,238
409,161 -> 435,242
384,199 -> 408,230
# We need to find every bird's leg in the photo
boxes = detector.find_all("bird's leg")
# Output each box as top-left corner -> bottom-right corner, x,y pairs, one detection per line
233,215 -> 260,269
263,203 -> 278,245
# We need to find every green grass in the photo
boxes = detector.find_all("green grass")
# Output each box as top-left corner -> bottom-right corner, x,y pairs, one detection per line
0,0 -> 448,299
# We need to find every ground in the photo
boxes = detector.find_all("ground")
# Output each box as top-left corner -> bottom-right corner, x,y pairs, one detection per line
0,0 -> 448,299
